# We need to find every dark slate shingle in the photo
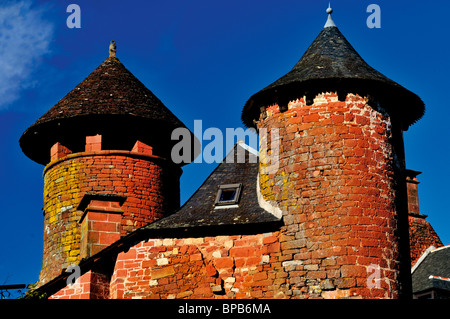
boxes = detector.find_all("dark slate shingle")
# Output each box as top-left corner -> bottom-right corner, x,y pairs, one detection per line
20,56 -> 188,164
412,246 -> 450,294
142,143 -> 281,231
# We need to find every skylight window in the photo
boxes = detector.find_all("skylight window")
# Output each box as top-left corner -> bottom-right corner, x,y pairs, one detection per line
215,183 -> 242,207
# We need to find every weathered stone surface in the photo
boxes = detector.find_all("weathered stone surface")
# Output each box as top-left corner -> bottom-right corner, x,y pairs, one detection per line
151,266 -> 175,279
257,93 -> 405,299
40,150 -> 181,285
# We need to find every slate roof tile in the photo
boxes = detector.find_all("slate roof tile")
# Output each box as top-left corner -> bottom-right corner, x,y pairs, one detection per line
412,245 -> 450,293
143,142 -> 281,231
20,56 -> 188,164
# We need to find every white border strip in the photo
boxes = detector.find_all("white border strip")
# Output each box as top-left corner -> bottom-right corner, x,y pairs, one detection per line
256,173 -> 283,219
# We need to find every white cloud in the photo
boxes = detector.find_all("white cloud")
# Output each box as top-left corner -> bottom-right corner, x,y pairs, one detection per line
0,0 -> 54,110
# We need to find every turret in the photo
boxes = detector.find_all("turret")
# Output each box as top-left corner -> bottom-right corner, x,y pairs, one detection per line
20,43 -> 193,286
242,7 -> 425,298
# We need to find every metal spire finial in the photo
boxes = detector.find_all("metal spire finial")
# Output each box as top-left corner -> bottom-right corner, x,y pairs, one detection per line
324,3 -> 336,28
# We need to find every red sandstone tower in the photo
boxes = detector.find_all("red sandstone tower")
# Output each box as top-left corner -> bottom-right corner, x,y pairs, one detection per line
242,8 -> 425,298
19,44 -> 192,286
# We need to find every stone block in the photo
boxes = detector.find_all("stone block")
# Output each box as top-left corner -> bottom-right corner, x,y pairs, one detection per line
151,266 -> 175,280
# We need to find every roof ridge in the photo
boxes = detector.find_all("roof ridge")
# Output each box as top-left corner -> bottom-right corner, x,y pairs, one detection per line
411,245 -> 436,274
236,140 -> 259,157
428,275 -> 450,282
431,244 -> 450,253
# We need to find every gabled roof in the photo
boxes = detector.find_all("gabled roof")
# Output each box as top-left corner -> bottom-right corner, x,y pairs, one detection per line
242,12 -> 425,130
412,245 -> 450,294
142,142 -> 281,232
20,55 -> 188,164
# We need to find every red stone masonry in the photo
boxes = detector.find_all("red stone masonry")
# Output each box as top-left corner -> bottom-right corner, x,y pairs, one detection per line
110,234 -> 285,299
52,232 -> 287,299
50,270 -> 110,299
257,92 -> 409,298
39,147 -> 181,286
50,142 -> 72,161
80,208 -> 123,259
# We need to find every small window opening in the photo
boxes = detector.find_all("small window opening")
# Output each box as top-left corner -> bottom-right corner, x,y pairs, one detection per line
215,183 -> 242,207
220,189 -> 237,202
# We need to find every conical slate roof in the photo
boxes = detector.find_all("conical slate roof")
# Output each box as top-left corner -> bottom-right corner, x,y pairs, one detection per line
20,55 -> 189,164
28,56 -> 184,128
242,12 -> 425,129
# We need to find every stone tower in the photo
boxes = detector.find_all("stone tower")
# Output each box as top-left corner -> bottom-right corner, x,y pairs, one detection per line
20,44 -> 193,286
242,8 -> 425,298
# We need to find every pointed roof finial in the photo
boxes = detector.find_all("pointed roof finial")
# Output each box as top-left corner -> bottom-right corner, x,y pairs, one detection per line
109,40 -> 117,58
324,3 -> 336,28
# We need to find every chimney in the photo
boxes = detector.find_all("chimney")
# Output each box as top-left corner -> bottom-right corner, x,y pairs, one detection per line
78,193 -> 126,259
406,169 -> 444,266
405,169 -> 422,216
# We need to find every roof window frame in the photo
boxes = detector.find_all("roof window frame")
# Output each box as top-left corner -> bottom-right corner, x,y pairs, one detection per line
214,183 -> 243,207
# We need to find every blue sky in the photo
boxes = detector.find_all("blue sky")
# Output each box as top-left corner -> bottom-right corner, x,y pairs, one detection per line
0,0 -> 449,290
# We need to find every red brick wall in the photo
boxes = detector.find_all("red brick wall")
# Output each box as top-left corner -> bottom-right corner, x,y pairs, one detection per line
406,172 -> 421,214
109,233 -> 286,299
49,270 -> 110,299
257,93 -> 408,298
80,210 -> 122,259
39,150 -> 181,286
